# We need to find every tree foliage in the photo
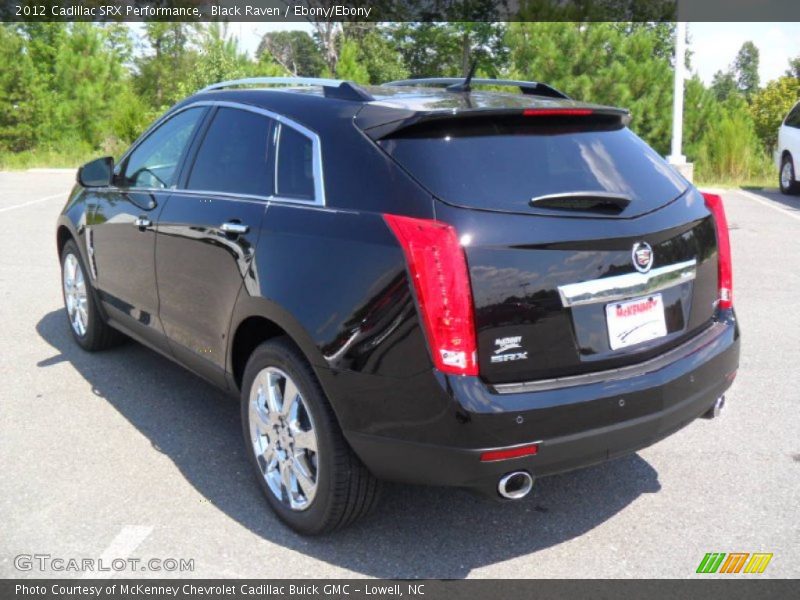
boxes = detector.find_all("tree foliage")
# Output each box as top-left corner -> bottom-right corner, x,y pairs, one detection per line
786,55 -> 800,79
508,22 -> 673,153
734,41 -> 760,99
749,76 -> 800,150
257,31 -> 326,77
0,21 -> 790,184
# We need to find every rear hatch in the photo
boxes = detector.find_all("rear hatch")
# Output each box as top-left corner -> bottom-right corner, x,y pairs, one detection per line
373,110 -> 720,384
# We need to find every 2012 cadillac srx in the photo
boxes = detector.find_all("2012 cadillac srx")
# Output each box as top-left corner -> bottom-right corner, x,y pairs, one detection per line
56,77 -> 740,534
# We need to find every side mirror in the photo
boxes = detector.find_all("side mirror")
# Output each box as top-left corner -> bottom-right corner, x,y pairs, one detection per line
77,157 -> 114,188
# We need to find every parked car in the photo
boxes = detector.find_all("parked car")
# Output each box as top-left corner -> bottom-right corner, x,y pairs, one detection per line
777,99 -> 800,195
57,77 -> 740,534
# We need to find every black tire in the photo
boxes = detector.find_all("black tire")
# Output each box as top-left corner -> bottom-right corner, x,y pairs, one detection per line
60,239 -> 124,351
241,337 -> 380,535
780,154 -> 800,195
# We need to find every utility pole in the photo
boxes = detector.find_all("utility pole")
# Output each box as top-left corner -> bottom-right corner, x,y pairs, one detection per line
668,21 -> 694,181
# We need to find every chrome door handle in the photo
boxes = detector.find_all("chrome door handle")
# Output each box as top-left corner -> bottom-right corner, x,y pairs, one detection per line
220,222 -> 249,235
134,216 -> 152,228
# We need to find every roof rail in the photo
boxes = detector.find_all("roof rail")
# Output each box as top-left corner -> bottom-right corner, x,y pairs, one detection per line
199,77 -> 373,102
383,78 -> 571,100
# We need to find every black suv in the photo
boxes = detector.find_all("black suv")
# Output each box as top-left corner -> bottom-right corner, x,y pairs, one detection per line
57,77 -> 740,534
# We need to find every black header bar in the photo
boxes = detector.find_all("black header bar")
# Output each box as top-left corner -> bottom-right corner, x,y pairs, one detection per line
2,0 -> 800,23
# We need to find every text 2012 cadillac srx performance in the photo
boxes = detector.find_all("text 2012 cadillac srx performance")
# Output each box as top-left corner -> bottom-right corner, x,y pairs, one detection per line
56,77 -> 740,534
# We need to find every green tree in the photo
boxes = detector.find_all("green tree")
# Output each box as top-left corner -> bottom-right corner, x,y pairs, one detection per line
507,22 -> 672,154
174,24 -> 254,96
786,55 -> 800,79
134,23 -> 197,109
711,69 -> 738,102
344,26 -> 408,84
388,22 -> 507,78
257,31 -> 326,77
749,76 -> 800,150
51,23 -> 131,148
734,41 -> 760,98
683,75 -> 723,163
0,25 -> 44,151
335,38 -> 369,84
695,98 -> 767,182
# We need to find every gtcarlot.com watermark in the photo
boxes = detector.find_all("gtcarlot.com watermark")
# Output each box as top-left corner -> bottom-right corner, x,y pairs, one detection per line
14,554 -> 194,574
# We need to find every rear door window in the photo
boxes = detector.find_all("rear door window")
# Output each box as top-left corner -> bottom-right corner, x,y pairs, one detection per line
186,107 -> 274,197
380,119 -> 688,217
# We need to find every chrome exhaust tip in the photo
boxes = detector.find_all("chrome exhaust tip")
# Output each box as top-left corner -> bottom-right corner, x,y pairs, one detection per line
498,471 -> 534,499
702,395 -> 725,419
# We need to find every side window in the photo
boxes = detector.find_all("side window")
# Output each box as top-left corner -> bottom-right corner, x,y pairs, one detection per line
786,104 -> 800,128
276,124 -> 317,202
186,107 -> 274,197
120,107 -> 204,190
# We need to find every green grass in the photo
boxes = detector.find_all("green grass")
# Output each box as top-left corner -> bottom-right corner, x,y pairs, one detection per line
0,147 -> 102,171
695,175 -> 777,190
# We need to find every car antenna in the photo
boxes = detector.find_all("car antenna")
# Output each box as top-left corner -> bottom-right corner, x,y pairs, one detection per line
447,60 -> 478,93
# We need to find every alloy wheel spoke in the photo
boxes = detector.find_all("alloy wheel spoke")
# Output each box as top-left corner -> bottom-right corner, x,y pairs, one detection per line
281,379 -> 299,417
279,458 -> 294,498
291,427 -> 317,453
265,372 -> 283,414
292,459 -> 315,498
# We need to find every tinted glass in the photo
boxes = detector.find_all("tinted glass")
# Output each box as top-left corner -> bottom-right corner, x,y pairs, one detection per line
380,120 -> 689,214
186,108 -> 274,197
121,108 -> 203,189
276,125 -> 315,200
786,104 -> 800,128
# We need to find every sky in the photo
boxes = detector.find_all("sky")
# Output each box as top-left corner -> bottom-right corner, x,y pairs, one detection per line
200,22 -> 800,86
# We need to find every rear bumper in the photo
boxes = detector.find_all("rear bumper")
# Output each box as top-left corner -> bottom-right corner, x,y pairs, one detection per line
343,314 -> 739,496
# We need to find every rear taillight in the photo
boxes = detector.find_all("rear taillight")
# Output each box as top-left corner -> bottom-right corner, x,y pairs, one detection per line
384,214 -> 478,376
702,192 -> 733,310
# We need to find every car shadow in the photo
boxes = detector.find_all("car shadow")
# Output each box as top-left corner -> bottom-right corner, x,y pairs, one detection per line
740,186 -> 800,213
36,309 -> 661,578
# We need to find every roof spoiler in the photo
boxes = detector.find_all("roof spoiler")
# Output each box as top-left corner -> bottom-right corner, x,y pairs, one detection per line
383,78 -> 571,100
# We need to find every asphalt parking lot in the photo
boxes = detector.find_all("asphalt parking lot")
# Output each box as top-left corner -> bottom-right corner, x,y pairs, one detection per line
0,170 -> 798,579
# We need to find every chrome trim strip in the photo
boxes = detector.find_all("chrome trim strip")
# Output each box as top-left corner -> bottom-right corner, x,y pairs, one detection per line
557,259 -> 697,308
493,321 -> 726,395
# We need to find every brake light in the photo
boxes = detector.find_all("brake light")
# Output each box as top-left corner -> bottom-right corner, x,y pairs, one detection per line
384,214 -> 478,376
523,108 -> 593,117
480,444 -> 539,462
702,193 -> 733,310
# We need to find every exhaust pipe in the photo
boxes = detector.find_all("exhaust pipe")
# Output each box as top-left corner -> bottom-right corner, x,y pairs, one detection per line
498,471 -> 534,499
702,396 -> 725,419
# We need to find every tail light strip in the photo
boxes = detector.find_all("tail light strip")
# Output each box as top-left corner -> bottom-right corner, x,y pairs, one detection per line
702,193 -> 733,310
383,214 -> 478,376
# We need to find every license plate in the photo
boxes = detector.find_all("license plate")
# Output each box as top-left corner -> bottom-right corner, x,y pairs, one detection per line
606,294 -> 667,350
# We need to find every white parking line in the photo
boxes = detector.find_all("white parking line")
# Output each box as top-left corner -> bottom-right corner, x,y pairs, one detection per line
81,525 -> 153,580
0,192 -> 67,213
736,189 -> 800,223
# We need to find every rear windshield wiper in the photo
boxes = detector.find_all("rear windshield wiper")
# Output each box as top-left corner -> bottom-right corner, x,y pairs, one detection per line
529,191 -> 631,215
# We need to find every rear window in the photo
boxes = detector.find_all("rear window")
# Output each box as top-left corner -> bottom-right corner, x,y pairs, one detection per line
379,119 -> 688,215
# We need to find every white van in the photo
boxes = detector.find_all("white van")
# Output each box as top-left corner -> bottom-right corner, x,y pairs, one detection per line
777,100 -> 800,194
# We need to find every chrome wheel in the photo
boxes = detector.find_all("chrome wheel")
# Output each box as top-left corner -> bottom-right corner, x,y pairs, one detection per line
248,367 -> 319,511
781,160 -> 793,190
63,253 -> 88,337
